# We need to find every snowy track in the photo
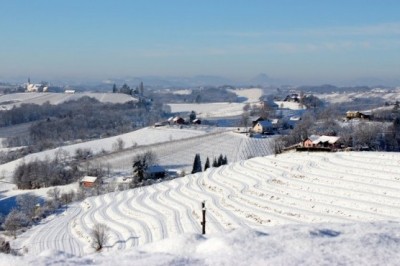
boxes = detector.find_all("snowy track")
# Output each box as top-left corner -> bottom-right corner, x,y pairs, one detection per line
13,152 -> 400,256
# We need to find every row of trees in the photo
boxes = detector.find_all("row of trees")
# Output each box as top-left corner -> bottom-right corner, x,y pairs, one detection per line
112,82 -> 144,96
192,154 -> 228,174
1,97 -> 164,151
13,158 -> 81,189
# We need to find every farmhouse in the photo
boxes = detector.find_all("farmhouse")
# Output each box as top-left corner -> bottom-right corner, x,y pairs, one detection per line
346,111 -> 371,120
284,93 -> 300,102
300,135 -> 340,151
80,176 -> 98,188
26,83 -> 48,92
251,116 -> 265,127
253,120 -> 273,134
172,116 -> 185,125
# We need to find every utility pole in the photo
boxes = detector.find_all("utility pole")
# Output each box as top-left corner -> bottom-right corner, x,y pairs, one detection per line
201,201 -> 206,235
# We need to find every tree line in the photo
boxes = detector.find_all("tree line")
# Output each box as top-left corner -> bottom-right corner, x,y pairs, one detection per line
192,153 -> 228,174
1,96 -> 163,150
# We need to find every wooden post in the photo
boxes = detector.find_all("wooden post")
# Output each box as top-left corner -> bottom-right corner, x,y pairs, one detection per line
201,201 -> 206,235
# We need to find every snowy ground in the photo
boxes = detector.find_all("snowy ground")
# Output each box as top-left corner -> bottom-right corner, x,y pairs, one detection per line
166,88 -> 263,118
0,92 -> 137,110
0,126 -> 217,184
2,220 -> 400,265
9,151 -> 400,260
90,130 -> 275,174
315,88 -> 400,104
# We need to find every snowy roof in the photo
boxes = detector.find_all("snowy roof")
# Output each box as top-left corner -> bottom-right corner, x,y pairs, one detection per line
81,176 -> 97,183
251,116 -> 264,122
256,120 -> 272,127
308,135 -> 340,144
173,116 -> 183,122
289,116 -> 301,121
147,165 -> 165,173
270,119 -> 279,124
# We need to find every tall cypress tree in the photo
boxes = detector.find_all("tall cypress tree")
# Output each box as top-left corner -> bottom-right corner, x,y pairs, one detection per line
218,154 -> 224,166
212,157 -> 218,167
204,157 -> 210,171
191,154 -> 202,174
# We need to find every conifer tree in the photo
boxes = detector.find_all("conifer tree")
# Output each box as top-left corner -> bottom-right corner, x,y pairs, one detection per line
204,157 -> 210,171
191,153 -> 202,174
218,154 -> 224,166
212,157 -> 218,167
223,155 -> 228,165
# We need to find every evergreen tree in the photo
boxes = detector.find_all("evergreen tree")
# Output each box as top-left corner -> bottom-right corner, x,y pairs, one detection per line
212,157 -> 218,167
191,153 -> 202,174
218,154 -> 224,166
223,155 -> 228,165
112,84 -> 118,93
132,151 -> 157,183
139,82 -> 144,96
204,157 -> 210,171
189,111 -> 196,123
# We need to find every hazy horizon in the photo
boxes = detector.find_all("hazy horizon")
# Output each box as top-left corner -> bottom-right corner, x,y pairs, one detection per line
1,0 -> 399,85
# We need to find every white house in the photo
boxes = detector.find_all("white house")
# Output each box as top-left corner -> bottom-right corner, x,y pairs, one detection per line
253,120 -> 273,134
26,83 -> 48,92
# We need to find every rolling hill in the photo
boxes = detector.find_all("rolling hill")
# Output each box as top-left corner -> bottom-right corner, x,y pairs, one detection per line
10,151 -> 400,258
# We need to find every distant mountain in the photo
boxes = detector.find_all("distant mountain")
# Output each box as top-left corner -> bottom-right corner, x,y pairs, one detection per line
248,73 -> 271,86
100,75 -> 234,88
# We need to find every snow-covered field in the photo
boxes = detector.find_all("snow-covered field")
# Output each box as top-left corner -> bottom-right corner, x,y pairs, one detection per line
10,152 -> 400,261
0,126 -> 217,183
0,92 -> 137,110
3,221 -> 400,265
315,88 -> 400,104
166,88 -> 263,118
91,130 -> 274,174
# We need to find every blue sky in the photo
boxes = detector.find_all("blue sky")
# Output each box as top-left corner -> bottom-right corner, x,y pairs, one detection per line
1,0 -> 399,84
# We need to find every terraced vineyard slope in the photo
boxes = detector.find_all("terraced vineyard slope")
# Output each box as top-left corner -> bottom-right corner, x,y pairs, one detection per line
12,152 -> 400,256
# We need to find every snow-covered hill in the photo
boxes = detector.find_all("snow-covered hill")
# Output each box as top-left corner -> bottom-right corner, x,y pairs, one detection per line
0,92 -> 137,110
10,152 -> 400,259
91,130 -> 275,174
3,221 -> 400,265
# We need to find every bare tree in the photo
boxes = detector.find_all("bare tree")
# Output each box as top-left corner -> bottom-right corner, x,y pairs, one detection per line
112,138 -> 125,152
4,209 -> 28,238
47,187 -> 61,203
91,223 -> 110,251
240,111 -> 250,129
16,194 -> 39,220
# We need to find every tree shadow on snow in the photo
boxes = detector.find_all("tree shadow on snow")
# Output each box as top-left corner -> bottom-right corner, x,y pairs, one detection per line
310,229 -> 341,238
105,236 -> 140,249
0,195 -> 17,216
